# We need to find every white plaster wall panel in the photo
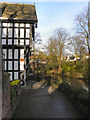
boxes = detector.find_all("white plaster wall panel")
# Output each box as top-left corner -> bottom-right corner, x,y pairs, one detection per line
14,39 -> 18,45
14,23 -> 19,27
2,39 -> 6,45
26,24 -> 29,27
2,28 -> 7,37
8,39 -> 12,45
3,54 -> 5,59
14,28 -> 18,37
26,40 -> 29,45
14,72 -> 18,80
20,23 -> 24,27
8,28 -> 12,37
14,49 -> 18,59
2,23 -> 8,27
5,61 -> 7,70
20,39 -> 24,45
26,29 -> 30,38
8,49 -> 12,59
14,61 -> 18,70
3,49 -> 7,59
20,49 -> 24,70
8,61 -> 12,70
9,72 -> 12,81
20,28 -> 24,38
8,23 -> 13,27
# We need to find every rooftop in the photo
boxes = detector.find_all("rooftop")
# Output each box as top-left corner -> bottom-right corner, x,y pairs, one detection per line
0,2 -> 37,21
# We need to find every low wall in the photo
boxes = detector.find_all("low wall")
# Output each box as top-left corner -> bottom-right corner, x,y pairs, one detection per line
58,82 -> 88,118
2,72 -> 22,118
2,72 -> 11,118
11,84 -> 22,117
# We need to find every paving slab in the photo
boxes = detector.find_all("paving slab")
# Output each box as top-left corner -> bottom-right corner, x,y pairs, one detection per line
12,81 -> 82,118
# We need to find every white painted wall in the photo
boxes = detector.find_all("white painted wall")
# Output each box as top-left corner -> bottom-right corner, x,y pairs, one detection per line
14,49 -> 18,59
9,72 -> 12,81
20,49 -> 24,71
8,49 -> 12,59
2,28 -> 7,37
3,49 -> 7,59
14,28 -> 18,38
14,72 -> 18,80
2,23 -> 31,81
8,61 -> 12,70
2,39 -> 6,45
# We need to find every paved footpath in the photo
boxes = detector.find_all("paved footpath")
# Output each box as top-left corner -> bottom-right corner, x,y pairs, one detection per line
13,80 -> 82,118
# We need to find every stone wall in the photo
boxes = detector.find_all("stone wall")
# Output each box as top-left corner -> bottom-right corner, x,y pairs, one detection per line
2,71 -> 22,118
58,82 -> 88,118
11,84 -> 22,117
0,19 -> 2,119
0,50 -> 2,119
2,72 -> 11,118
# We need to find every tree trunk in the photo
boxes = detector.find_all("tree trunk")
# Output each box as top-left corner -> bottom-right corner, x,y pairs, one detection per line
88,51 -> 90,81
58,49 -> 62,74
76,52 -> 78,65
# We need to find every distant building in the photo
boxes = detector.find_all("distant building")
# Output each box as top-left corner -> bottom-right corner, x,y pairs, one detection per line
0,2 -> 38,81
66,55 -> 80,62
66,54 -> 89,62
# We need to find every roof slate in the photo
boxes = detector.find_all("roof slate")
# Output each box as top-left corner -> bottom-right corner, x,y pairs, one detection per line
0,2 -> 37,21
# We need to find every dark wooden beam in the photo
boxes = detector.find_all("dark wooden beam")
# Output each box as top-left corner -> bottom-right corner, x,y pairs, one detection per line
12,22 -> 14,80
2,45 -> 31,49
1,19 -> 38,25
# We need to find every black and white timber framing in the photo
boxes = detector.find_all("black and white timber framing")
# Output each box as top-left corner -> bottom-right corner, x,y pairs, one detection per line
0,3 -> 38,81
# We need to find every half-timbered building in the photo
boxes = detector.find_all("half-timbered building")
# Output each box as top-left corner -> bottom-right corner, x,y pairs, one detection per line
0,2 -> 37,82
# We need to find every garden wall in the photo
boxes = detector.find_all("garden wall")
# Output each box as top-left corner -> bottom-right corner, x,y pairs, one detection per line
58,82 -> 88,118
2,72 -> 11,118
2,72 -> 22,118
11,84 -> 22,116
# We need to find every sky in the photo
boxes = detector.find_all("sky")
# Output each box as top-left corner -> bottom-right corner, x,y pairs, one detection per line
0,0 -> 89,48
35,2 -> 88,46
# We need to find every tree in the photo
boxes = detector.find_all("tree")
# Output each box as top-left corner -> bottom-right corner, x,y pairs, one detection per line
32,32 -> 42,76
74,8 -> 89,54
35,32 -> 42,54
47,36 -> 58,70
68,35 -> 87,63
47,28 -> 69,74
54,28 -> 69,73
74,8 -> 90,81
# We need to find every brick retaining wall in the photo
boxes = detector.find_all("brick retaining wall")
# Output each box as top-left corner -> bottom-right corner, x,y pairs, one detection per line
11,84 -> 22,117
2,72 -> 22,118
2,72 -> 11,118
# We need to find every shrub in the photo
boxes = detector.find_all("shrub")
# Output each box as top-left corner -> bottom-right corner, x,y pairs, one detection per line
61,62 -> 67,75
76,61 -> 83,70
10,80 -> 20,86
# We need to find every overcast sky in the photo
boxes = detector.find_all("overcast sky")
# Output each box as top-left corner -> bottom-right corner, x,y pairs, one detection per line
0,0 -> 88,47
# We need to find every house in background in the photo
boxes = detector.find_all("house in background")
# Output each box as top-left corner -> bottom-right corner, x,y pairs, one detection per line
0,2 -> 38,82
